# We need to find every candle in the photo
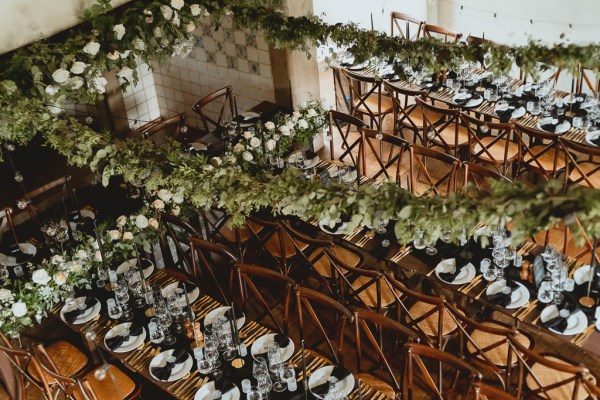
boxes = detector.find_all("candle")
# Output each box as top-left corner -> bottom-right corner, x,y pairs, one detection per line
370,13 -> 374,31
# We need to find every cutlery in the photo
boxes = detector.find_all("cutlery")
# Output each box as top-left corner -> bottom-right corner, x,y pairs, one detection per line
460,275 -> 482,294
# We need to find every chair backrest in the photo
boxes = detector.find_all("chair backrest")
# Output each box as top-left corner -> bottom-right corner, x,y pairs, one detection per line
341,68 -> 392,131
415,96 -> 464,157
140,113 -> 188,144
466,35 -> 494,46
32,343 -> 78,398
0,207 -> 18,249
577,65 -> 600,96
463,162 -> 512,190
234,263 -> 296,335
358,129 -> 409,185
0,332 -> 45,400
353,307 -> 420,391
404,342 -> 482,400
514,122 -> 565,180
192,85 -> 235,134
560,137 -> 600,189
408,145 -> 460,196
159,212 -> 202,278
390,11 -> 424,40
422,24 -> 462,42
473,382 -> 518,400
245,216 -> 293,275
384,81 -> 429,143
190,236 -> 238,304
295,286 -> 353,365
328,110 -> 367,167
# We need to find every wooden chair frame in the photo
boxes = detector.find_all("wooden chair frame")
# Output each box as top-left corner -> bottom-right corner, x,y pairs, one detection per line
473,382 -> 518,400
358,129 -> 409,184
190,237 -> 238,305
463,162 -> 512,190
416,97 -> 466,157
0,333 -> 49,400
0,207 -> 19,249
576,65 -> 600,96
140,113 -> 187,143
384,81 -> 430,144
191,85 -> 235,134
159,212 -> 201,278
408,145 -> 460,197
422,24 -> 463,42
390,11 -> 424,40
244,216 -> 294,275
329,110 -> 367,167
514,122 -> 566,181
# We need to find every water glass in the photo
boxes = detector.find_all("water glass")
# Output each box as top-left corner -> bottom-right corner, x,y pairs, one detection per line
204,348 -> 222,378
107,298 -> 123,320
253,357 -> 268,378
483,265 -> 498,282
241,379 -> 251,394
197,358 -> 212,375
282,367 -> 297,391
537,280 -> 554,304
0,267 -> 9,280
268,344 -> 286,392
480,258 -> 491,274
573,116 -> 583,128
148,320 -> 164,344
247,387 -> 262,400
257,373 -> 273,398
446,79 -> 454,89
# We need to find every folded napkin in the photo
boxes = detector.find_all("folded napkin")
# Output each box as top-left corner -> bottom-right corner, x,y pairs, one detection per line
63,297 -> 98,323
215,379 -> 236,394
540,123 -> 558,133
438,260 -> 465,283
5,244 -> 29,264
454,94 -> 473,106
255,334 -> 291,356
496,107 -> 514,122
486,281 -> 520,308
311,366 -> 351,396
105,324 -> 144,350
150,349 -> 189,381
543,302 -> 580,334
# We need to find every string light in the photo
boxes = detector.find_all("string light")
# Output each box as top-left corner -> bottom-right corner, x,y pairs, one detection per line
459,5 -> 464,15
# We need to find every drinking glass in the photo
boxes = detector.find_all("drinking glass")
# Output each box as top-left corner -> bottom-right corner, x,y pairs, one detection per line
204,348 -> 222,378
204,334 -> 221,368
129,281 -> 146,309
247,388 -> 262,400
148,320 -> 164,344
483,265 -> 498,282
257,373 -> 273,398
537,280 -> 554,304
197,358 -> 212,375
241,379 -> 252,394
96,267 -> 108,288
268,344 -> 286,392
480,258 -> 491,274
107,298 -> 123,320
425,239 -> 437,256
222,333 -> 237,361
0,266 -> 9,280
253,357 -> 268,378
282,367 -> 297,391
167,294 -> 184,334
156,308 -> 176,345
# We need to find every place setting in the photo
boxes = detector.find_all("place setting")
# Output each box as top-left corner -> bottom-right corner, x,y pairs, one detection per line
309,365 -> 355,400
116,257 -> 155,278
494,99 -> 527,122
104,322 -> 147,353
60,295 -> 102,325
434,257 -> 477,286
149,348 -> 194,383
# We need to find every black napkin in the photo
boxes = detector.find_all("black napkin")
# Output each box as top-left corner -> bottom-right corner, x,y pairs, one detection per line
543,302 -> 580,333
6,244 -> 29,264
105,324 -> 144,350
63,297 -> 98,323
215,379 -> 236,394
486,280 -> 520,308
540,122 -> 557,133
150,349 -> 189,381
454,94 -> 476,106
255,334 -> 291,357
592,134 -> 600,147
311,366 -> 351,396
438,259 -> 465,283
496,107 -> 514,122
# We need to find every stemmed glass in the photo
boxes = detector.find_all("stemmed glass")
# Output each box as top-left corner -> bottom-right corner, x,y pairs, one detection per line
0,265 -> 9,280
267,344 -> 286,392
115,281 -> 133,321
204,346 -> 222,379
96,267 -> 108,288
204,333 -> 221,368
167,293 -> 185,334
107,298 -> 123,320
148,319 -> 165,344
156,307 -> 176,345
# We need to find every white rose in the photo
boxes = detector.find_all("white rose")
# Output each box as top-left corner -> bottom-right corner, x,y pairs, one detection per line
293,111 -> 301,119
45,85 -> 58,96
31,270 -> 51,285
211,157 -> 222,166
117,67 -> 134,82
107,51 -> 120,60
242,151 -> 254,162
135,215 -> 149,229
250,137 -> 261,148
286,120 -> 294,130
90,75 -> 108,94
153,27 -> 163,38
186,22 -> 196,32
279,125 -> 290,136
75,250 -> 88,260
52,68 -> 70,84
51,255 -> 64,265
307,108 -> 317,117
148,218 -> 159,229
83,41 -> 100,56
94,250 -> 102,262
243,131 -> 253,139
70,61 -> 87,75
172,193 -> 184,204
264,121 -> 275,130
116,215 -> 127,227
108,230 -> 121,241
171,0 -> 184,10
11,302 -> 27,318
153,199 -> 165,210
301,101 -> 308,109
266,139 -> 276,151
69,261 -> 82,273
172,12 -> 180,27
144,9 -> 153,23
233,143 -> 244,153
67,77 -> 84,90
157,189 -> 172,202
172,205 -> 181,216
298,119 -> 309,130
120,50 -> 131,59
0,289 -> 12,301
123,232 -> 134,240
113,24 -> 126,40
160,5 -> 173,20
133,38 -> 145,51
190,4 -> 201,15
53,271 -> 68,286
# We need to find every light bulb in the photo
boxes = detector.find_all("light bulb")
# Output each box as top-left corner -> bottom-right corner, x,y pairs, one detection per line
14,173 -> 23,183
85,116 -> 93,125
4,144 -> 15,152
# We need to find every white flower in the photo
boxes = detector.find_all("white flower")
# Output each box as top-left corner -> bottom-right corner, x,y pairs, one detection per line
69,261 -> 82,272
133,38 -> 145,51
211,157 -> 222,166
250,137 -> 261,148
153,199 -> 165,210
242,151 -> 254,162
171,0 -> 184,9
83,41 -> 100,56
265,121 -> 275,130
52,68 -> 70,84
172,205 -> 181,216
117,67 -> 134,82
12,302 -> 27,318
153,27 -> 163,38
32,270 -> 51,285
266,139 -> 276,151
233,143 -> 244,153
120,50 -> 131,59
144,9 -> 153,23
190,4 -> 201,15
51,255 -> 64,265
172,12 -> 180,26
90,75 -> 107,94
286,120 -> 294,130
186,22 -> 196,32
293,111 -> 301,119
113,24 -> 126,40
70,61 -> 87,75
307,108 -> 317,117
300,101 -> 308,109
45,85 -> 58,96
243,131 -> 253,139
75,250 -> 88,260
108,230 -> 121,241
172,193 -> 184,204
67,77 -> 84,90
53,271 -> 68,286
298,119 -> 309,130
135,215 -> 149,229
157,189 -> 172,202
107,50 -> 120,60
94,250 -> 102,262
279,125 -> 290,136
123,232 -> 134,240
115,215 -> 126,228
160,5 -> 173,20
148,218 -> 159,229
0,289 -> 12,301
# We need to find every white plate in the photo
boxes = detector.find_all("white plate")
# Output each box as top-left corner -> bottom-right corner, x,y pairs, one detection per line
453,93 -> 483,108
0,243 -> 37,267
585,131 -> 600,147
161,281 -> 200,303
540,305 -> 588,336
116,258 -> 154,278
194,381 -> 240,400
434,259 -> 476,285
149,349 -> 193,382
486,280 -> 530,309
536,119 -> 571,134
204,306 -> 245,330
495,105 -> 526,120
573,265 -> 593,285
303,156 -> 320,169
69,209 -> 95,231
473,226 -> 512,248
60,297 -> 101,324
309,366 -> 355,398
250,333 -> 295,362
239,112 -> 260,127
104,322 -> 146,353
318,217 -> 347,235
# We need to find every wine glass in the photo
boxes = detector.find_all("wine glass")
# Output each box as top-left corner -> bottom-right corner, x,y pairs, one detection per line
148,320 -> 165,344
107,298 -> 123,320
156,308 -> 176,345
267,344 -> 286,392
425,239 -> 437,256
257,373 -> 273,398
253,357 -> 268,379
0,266 -> 9,280
204,348 -> 222,379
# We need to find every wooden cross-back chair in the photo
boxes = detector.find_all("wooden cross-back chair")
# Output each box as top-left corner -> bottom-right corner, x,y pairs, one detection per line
422,24 -> 463,43
463,162 -> 512,191
514,122 -> 567,182
473,382 -> 518,400
384,81 -> 433,144
390,11 -> 424,40
295,286 -> 353,366
352,307 -> 421,394
140,113 -> 188,144
329,110 -> 367,168
358,129 -> 409,185
408,145 -> 461,197
0,207 -> 18,249
404,343 -> 482,400
519,63 -> 562,88
235,263 -> 296,335
461,113 -> 520,177
341,68 -> 394,132
192,85 -> 235,134
415,97 -> 468,157
509,338 -> 597,400
190,237 -> 238,305
159,212 -> 201,278
576,65 -> 600,96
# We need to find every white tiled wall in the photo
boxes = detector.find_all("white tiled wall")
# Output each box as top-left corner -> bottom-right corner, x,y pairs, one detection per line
122,62 -> 161,129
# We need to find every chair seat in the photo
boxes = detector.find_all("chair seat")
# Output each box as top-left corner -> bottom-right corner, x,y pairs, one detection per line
354,94 -> 393,116
353,276 -> 397,308
466,322 -> 531,367
264,231 -> 308,259
28,341 -> 87,384
407,303 -> 460,338
218,219 -> 262,243
429,124 -> 469,148
526,356 -> 590,400
354,373 -> 396,399
312,246 -> 362,278
567,161 -> 600,188
399,106 -> 445,130
523,145 -> 566,174
471,137 -> 520,164
74,364 -> 136,400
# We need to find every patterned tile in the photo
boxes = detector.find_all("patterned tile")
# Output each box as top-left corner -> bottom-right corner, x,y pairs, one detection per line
206,52 -> 216,64
216,41 -> 224,53
235,45 -> 247,59
246,33 -> 257,47
249,61 -> 261,75
202,24 -> 212,37
193,36 -> 204,48
226,56 -> 238,69
223,28 -> 234,43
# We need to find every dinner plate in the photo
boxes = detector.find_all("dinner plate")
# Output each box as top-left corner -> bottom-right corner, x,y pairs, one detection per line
69,209 -> 95,231
348,62 -> 368,71
453,93 -> 483,108
288,152 -> 321,169
161,281 -> 200,303
250,333 -> 295,362
434,259 -> 476,285
104,322 -> 146,353
318,217 -> 347,235
536,119 -> 571,134
309,366 -> 355,398
585,131 -> 600,147
0,243 -> 37,267
239,112 -> 260,127
473,226 -> 512,248
60,297 -> 101,324
149,349 -> 193,382
486,281 -> 529,309
194,381 -> 240,400
540,305 -> 588,336
116,258 -> 154,278
573,264 -> 593,285
204,306 -> 245,330
494,105 -> 526,120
